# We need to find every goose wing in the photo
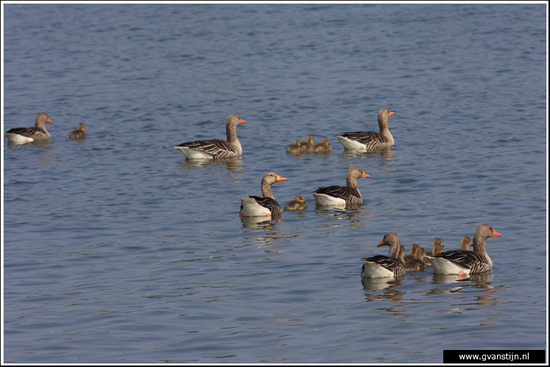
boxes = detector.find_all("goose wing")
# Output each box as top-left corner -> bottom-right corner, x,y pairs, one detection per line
176,139 -> 237,158
313,185 -> 361,201
362,255 -> 405,277
433,250 -> 489,270
340,131 -> 388,145
248,196 -> 282,215
5,127 -> 41,138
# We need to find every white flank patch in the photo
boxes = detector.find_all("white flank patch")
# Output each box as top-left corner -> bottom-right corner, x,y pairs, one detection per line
313,193 -> 346,207
361,262 -> 395,278
6,133 -> 33,145
428,257 -> 470,275
336,136 -> 367,151
174,146 -> 214,159
240,197 -> 271,217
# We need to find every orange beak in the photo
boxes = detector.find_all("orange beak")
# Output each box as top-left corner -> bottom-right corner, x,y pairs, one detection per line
240,119 -> 246,124
492,229 -> 502,237
377,240 -> 385,247
389,111 -> 395,116
362,172 -> 370,178
276,175 -> 288,182
47,119 -> 53,123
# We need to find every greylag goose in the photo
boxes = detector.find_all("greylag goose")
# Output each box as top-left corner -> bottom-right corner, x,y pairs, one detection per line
415,247 -> 430,266
67,123 -> 87,139
337,109 -> 395,151
174,114 -> 245,159
460,236 -> 472,250
240,172 -> 287,217
361,232 -> 405,278
426,238 -> 444,256
313,167 -> 369,207
5,112 -> 53,145
284,195 -> 307,211
310,138 -> 332,154
286,140 -> 303,155
300,135 -> 314,151
400,245 -> 426,272
428,224 -> 501,275
403,243 -> 419,264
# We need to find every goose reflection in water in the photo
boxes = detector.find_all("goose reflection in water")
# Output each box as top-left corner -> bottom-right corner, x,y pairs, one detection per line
240,214 -> 281,229
240,218 -> 291,259
339,145 -> 395,167
314,206 -> 374,229
426,271 -> 496,298
361,276 -> 405,301
178,157 -> 243,172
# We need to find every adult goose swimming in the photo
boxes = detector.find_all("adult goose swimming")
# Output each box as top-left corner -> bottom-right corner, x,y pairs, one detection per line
313,167 -> 369,207
5,112 -> 53,145
428,224 -> 501,276
174,114 -> 245,159
361,232 -> 405,278
336,108 -> 395,151
240,172 -> 287,217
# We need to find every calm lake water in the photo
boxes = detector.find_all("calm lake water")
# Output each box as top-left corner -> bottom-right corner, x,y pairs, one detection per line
2,3 -> 547,364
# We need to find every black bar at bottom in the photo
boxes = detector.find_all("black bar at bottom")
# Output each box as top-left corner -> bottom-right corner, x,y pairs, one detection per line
443,350 -> 546,364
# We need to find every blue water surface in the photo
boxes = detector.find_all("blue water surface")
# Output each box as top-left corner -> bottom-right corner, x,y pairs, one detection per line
2,3 -> 547,363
